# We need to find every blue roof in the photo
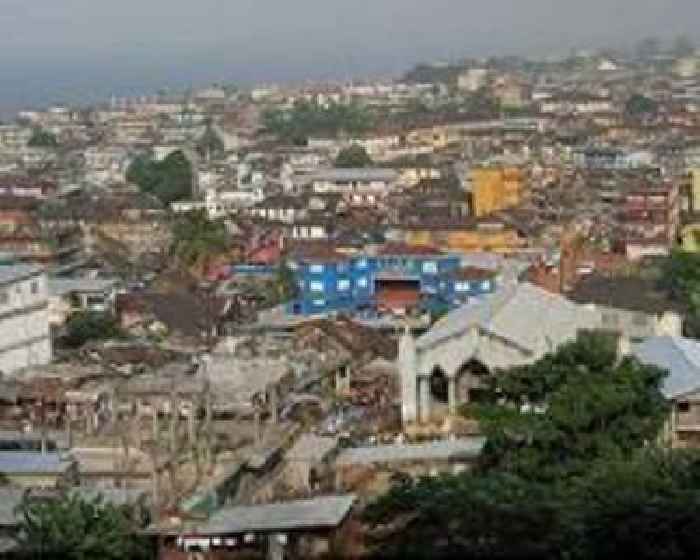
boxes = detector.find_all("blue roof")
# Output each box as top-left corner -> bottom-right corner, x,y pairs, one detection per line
0,451 -> 71,475
632,336 -> 700,399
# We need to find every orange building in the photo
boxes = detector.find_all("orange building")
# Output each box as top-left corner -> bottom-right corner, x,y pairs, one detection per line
470,167 -> 524,217
398,222 -> 526,254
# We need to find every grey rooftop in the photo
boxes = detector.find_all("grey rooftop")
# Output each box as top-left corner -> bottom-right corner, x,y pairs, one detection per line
0,264 -> 43,287
311,168 -> 399,182
0,451 -> 72,474
199,494 -> 356,535
335,437 -> 486,466
633,336 -> 700,399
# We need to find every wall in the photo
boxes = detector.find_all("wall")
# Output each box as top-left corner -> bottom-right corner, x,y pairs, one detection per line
0,272 -> 52,374
402,228 -> 524,253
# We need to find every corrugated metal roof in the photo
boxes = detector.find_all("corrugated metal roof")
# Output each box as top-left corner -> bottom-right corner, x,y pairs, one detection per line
0,488 -> 23,526
0,451 -> 72,475
336,438 -> 486,466
49,278 -> 118,297
0,264 -> 42,287
201,495 -> 356,534
311,168 -> 398,182
417,283 -> 600,353
633,336 -> 700,399
286,435 -> 338,462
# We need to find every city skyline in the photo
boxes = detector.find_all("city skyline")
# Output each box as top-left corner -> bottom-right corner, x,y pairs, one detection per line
1,0 -> 699,113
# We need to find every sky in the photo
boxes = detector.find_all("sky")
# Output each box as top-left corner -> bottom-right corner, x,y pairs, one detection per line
0,0 -> 698,113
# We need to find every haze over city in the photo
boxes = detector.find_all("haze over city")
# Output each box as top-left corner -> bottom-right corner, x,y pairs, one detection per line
1,0 -> 700,112
4,1 -> 700,558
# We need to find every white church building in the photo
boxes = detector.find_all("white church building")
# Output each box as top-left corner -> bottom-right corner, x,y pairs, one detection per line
398,283 -> 681,426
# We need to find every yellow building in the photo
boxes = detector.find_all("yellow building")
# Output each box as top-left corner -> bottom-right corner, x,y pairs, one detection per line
681,224 -> 700,252
470,167 -> 523,217
400,223 -> 525,254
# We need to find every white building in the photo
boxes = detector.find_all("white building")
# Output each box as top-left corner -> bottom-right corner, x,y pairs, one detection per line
0,264 -> 52,375
310,168 -> 398,206
398,283 -> 680,426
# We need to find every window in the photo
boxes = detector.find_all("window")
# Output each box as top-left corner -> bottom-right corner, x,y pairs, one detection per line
422,261 -> 438,274
357,276 -> 368,289
481,280 -> 492,291
337,279 -> 350,291
309,281 -> 324,292
30,281 -> 39,295
455,281 -> 471,292
356,258 -> 368,269
309,264 -> 324,274
679,402 -> 691,413
313,299 -> 326,307
0,290 -> 8,306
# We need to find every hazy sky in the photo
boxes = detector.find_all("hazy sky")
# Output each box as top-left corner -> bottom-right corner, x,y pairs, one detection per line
0,0 -> 698,111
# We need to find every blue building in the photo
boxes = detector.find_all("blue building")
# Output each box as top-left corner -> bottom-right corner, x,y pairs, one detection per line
285,244 -> 497,316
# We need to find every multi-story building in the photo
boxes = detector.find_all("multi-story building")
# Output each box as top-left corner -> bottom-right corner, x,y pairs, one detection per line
286,244 -> 497,316
310,168 -> 398,207
0,264 -> 52,375
618,180 -> 680,260
0,176 -> 57,199
469,167 -> 523,218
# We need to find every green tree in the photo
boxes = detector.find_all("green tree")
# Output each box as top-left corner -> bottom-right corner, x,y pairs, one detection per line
27,128 -> 58,148
365,332 -> 676,560
171,210 -> 228,266
472,331 -> 668,481
661,250 -> 700,337
127,150 -> 193,205
335,145 -> 373,168
15,493 -> 150,560
625,94 -> 659,117
63,311 -> 123,348
263,100 -> 373,144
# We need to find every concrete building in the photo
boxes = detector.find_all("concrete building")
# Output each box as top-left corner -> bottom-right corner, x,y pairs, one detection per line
310,168 -> 398,207
0,264 -> 52,375
48,277 -> 119,326
0,451 -> 76,488
619,180 -> 680,260
286,245 -> 496,316
633,336 -> 700,449
335,438 -> 485,497
398,283 -> 680,426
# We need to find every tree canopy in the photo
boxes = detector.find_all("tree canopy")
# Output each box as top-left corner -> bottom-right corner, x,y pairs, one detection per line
27,127 -> 58,148
625,94 -> 659,117
15,493 -> 150,560
263,100 -> 373,145
335,145 -> 373,168
364,332 -> 688,560
63,311 -> 123,348
661,249 -> 700,337
126,150 -> 193,206
171,209 -> 229,267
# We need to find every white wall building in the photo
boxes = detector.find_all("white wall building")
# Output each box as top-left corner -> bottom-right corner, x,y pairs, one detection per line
0,264 -> 52,375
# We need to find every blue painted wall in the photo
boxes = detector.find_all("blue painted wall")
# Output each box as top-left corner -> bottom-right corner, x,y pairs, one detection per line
285,253 -> 496,315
